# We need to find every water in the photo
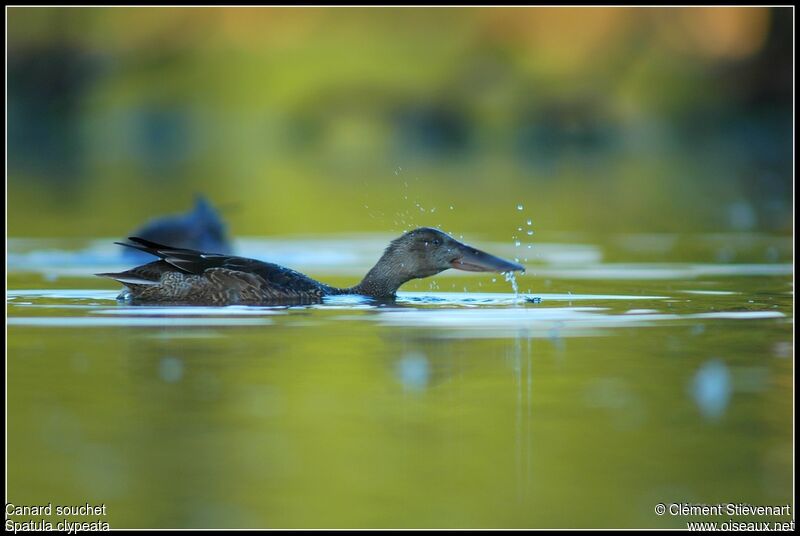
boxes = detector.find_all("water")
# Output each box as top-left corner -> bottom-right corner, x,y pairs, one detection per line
504,271 -> 520,301
6,233 -> 794,528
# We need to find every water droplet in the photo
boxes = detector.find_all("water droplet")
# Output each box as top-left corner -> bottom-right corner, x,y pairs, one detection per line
449,205 -> 454,210
527,230 -> 534,235
515,240 -> 521,247
504,271 -> 519,300
517,204 -> 524,211
396,352 -> 429,392
691,359 -> 731,421
159,357 -> 183,383
526,219 -> 532,225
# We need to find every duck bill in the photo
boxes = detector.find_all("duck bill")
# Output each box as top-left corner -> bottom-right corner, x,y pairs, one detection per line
450,244 -> 525,273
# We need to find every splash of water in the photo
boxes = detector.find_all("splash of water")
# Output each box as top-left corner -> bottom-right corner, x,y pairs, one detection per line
504,271 -> 520,302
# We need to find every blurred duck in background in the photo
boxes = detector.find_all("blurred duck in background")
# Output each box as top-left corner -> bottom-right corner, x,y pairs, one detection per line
121,194 -> 233,260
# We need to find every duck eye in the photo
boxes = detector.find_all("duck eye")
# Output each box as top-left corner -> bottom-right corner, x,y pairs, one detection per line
431,239 -> 441,246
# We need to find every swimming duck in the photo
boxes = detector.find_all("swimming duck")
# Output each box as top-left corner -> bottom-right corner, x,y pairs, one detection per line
98,227 -> 524,306
121,194 -> 233,261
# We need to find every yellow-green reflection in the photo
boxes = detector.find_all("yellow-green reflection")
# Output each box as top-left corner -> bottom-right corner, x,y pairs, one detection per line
6,251 -> 794,527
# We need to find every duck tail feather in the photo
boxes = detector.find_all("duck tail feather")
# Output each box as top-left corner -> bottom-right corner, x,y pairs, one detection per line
95,271 -> 160,286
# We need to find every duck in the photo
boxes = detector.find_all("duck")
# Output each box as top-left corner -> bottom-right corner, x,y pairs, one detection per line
97,227 -> 524,306
121,194 -> 233,261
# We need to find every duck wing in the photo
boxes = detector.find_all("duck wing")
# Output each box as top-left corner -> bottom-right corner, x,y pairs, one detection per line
115,236 -> 232,273
101,237 -> 331,304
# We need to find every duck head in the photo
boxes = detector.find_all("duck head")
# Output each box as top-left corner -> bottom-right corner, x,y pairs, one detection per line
391,227 -> 524,276
354,227 -> 524,297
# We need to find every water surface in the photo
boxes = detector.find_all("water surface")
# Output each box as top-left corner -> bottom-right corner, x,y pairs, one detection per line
6,234 -> 794,528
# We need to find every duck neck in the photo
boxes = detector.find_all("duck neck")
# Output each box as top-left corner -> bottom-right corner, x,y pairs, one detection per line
340,251 -> 415,298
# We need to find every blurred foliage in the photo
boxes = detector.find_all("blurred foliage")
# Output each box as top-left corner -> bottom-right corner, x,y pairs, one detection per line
7,7 -> 793,239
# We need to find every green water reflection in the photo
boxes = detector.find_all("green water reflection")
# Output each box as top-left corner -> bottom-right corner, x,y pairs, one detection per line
6,238 -> 793,529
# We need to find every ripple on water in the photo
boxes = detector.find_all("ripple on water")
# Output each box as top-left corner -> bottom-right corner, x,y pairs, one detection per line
5,285 -> 787,336
6,236 -> 793,310
363,307 -> 785,339
7,317 -> 275,327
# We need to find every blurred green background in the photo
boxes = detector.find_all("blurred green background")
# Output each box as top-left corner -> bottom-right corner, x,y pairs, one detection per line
7,6 -> 793,240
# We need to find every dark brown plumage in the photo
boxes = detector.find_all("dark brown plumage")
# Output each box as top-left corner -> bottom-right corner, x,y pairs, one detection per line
97,228 -> 524,306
